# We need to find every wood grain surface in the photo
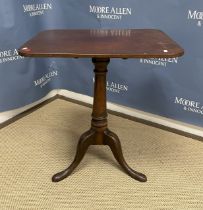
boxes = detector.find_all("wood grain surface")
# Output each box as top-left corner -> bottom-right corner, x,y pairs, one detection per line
18,29 -> 184,58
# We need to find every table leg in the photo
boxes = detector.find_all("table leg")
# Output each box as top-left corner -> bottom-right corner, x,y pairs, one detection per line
52,57 -> 147,182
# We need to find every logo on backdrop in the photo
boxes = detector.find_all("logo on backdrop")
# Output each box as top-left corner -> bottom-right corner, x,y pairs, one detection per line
188,10 -> 203,27
34,61 -> 58,88
174,97 -> 203,115
23,3 -> 53,17
89,5 -> 132,20
106,80 -> 128,93
140,57 -> 179,67
93,78 -> 128,94
0,49 -> 24,64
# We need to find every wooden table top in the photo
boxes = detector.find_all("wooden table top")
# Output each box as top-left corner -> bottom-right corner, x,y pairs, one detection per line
18,29 -> 184,58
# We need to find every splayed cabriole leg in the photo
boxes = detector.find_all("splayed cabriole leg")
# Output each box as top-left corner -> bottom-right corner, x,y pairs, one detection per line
52,129 -> 95,182
52,57 -> 147,182
104,129 -> 147,182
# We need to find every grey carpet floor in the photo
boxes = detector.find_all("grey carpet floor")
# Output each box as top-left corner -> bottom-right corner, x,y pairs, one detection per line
0,99 -> 203,209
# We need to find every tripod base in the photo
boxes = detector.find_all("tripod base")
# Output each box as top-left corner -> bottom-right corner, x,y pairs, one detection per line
52,128 -> 147,182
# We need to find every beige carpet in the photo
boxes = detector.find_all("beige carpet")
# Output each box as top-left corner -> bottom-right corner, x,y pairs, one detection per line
0,99 -> 203,210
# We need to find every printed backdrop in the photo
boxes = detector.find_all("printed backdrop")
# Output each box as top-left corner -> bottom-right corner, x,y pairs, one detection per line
0,0 -> 203,127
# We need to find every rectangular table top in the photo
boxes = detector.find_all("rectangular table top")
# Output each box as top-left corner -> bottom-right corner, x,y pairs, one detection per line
18,29 -> 184,59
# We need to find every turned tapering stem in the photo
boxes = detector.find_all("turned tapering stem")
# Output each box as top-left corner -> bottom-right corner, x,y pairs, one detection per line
91,58 -> 110,144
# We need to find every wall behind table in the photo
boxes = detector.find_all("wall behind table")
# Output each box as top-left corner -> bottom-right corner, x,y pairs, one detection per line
0,0 -> 203,128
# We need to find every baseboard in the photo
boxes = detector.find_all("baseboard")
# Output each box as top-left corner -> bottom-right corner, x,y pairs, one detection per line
58,89 -> 203,140
0,90 -> 58,126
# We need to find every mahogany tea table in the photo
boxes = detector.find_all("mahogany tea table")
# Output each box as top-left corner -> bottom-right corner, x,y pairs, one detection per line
18,29 -> 184,182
